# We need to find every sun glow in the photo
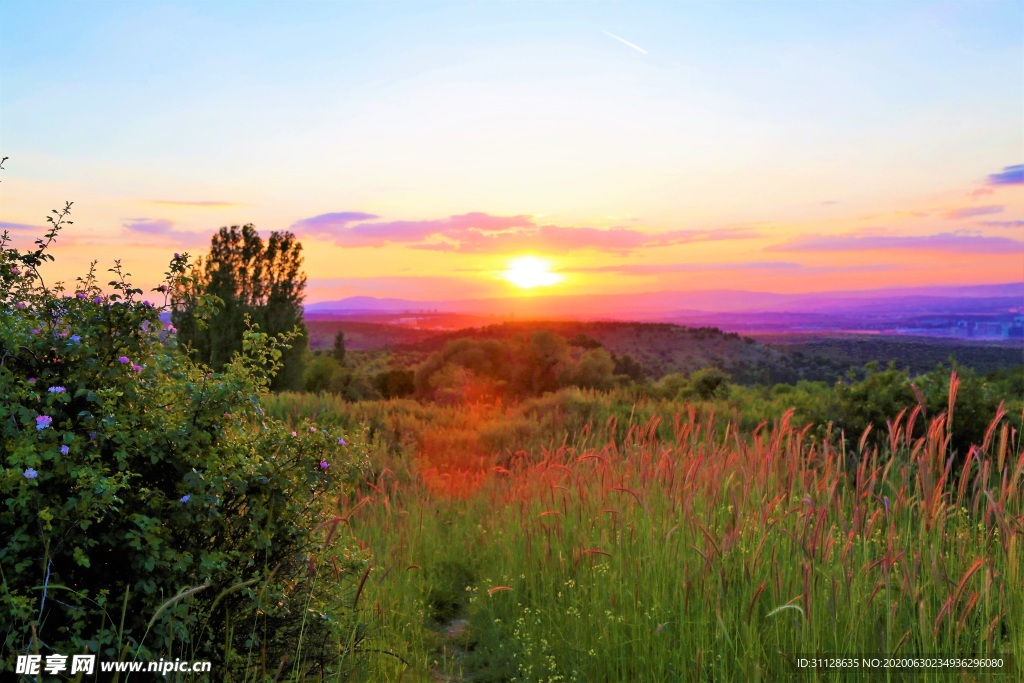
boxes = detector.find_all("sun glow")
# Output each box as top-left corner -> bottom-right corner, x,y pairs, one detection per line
503,256 -> 563,289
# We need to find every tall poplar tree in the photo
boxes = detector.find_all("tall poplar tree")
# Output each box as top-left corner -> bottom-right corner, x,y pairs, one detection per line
172,224 -> 308,390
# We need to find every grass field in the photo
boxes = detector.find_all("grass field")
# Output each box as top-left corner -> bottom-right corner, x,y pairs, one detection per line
264,376 -> 1023,682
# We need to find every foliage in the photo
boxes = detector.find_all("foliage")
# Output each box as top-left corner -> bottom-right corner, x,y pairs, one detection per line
373,368 -> 415,399
304,352 -> 343,394
611,352 -> 645,382
402,320 -> 851,385
564,348 -> 615,391
172,224 -> 308,391
798,362 -> 1010,458
567,332 -> 603,349
0,211 -> 370,678
775,335 -> 1024,377
411,333 -> 649,402
332,330 -> 347,365
685,366 -> 730,400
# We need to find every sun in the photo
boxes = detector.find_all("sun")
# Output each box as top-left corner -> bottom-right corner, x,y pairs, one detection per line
503,256 -> 563,289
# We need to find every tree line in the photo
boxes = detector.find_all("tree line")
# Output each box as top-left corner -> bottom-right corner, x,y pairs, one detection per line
172,224 -> 308,391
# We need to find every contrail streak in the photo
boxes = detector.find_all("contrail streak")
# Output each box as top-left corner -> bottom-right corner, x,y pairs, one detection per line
602,30 -> 648,55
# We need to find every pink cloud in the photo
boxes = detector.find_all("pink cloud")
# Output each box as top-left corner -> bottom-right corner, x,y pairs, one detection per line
564,261 -> 892,275
567,261 -> 802,274
943,205 -> 1004,220
768,231 -> 1024,254
294,211 -> 759,253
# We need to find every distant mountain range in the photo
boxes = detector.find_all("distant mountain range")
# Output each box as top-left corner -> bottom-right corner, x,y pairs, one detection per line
306,283 -> 1023,316
304,283 -> 1023,338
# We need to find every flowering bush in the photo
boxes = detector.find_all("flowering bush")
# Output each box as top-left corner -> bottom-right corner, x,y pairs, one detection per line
0,204 -> 371,675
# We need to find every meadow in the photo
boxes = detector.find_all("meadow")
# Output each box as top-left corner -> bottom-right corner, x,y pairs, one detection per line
264,377 -> 1023,682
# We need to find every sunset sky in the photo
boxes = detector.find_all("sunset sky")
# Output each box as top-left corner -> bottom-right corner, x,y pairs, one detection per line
1,0 -> 1022,304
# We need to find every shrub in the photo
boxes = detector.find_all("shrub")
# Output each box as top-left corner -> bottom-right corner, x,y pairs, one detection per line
685,367 -> 730,400
0,207 -> 370,677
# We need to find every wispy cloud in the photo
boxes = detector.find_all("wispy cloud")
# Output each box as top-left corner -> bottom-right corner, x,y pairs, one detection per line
293,211 -> 759,254
122,218 -> 210,246
602,30 -> 648,55
146,200 -> 243,207
768,231 -> 1024,254
411,225 -> 759,254
944,205 -> 1004,220
292,212 -> 380,234
564,261 -> 892,275
979,220 -> 1024,228
566,261 -> 801,274
125,219 -> 176,234
0,220 -> 42,232
987,164 -> 1024,186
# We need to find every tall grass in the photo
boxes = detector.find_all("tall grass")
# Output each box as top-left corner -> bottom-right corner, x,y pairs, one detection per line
275,383 -> 1024,682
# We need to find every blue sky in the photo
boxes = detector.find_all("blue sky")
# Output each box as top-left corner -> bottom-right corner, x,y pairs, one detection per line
1,0 -> 1021,301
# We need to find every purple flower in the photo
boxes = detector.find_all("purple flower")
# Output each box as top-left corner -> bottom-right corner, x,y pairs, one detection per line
291,431 -> 297,437
48,386 -> 66,394
27,378 -> 36,384
132,364 -> 143,372
118,356 -> 130,364
180,495 -> 190,503
16,302 -> 25,309
337,438 -> 347,446
10,266 -> 20,275
60,445 -> 70,455
93,296 -> 103,304
76,292 -> 86,299
36,415 -> 52,430
69,335 -> 81,343
23,468 -> 38,479
319,461 -> 329,469
30,329 -> 40,335
174,253 -> 180,259
310,427 -> 317,433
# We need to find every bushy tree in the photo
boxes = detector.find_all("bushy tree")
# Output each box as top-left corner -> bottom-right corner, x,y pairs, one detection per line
172,224 -> 308,391
687,366 -> 730,400
414,338 -> 513,401
304,352 -> 343,393
512,331 -> 570,396
332,330 -> 347,364
374,368 -> 415,399
1,207 -> 369,676
568,333 -> 603,350
565,348 -> 616,390
612,353 -> 645,383
823,362 -> 1008,458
